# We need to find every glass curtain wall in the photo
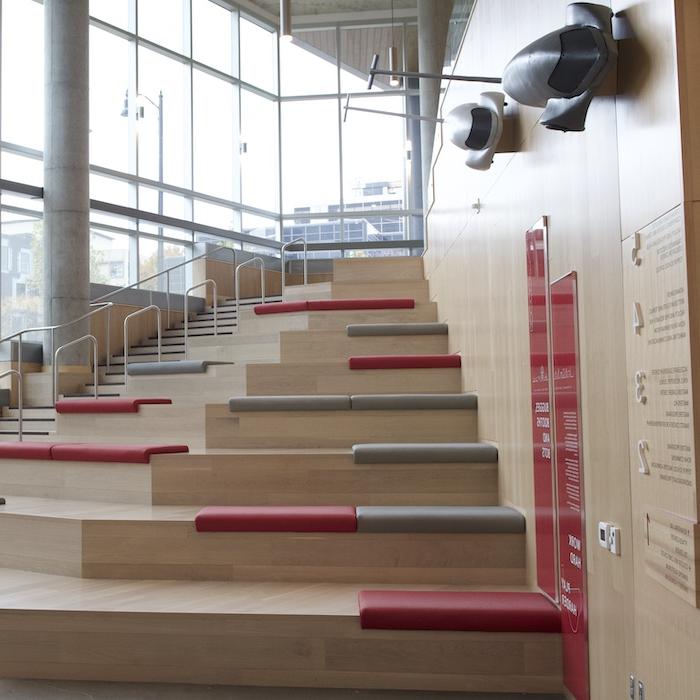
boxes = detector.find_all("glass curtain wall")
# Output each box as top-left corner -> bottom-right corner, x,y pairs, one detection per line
0,0 -> 422,337
280,21 -> 421,259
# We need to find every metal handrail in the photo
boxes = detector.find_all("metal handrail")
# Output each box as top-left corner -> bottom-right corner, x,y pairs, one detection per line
281,238 -> 308,294
185,280 -> 218,353
92,243 -> 237,330
123,305 -> 162,386
0,301 -> 114,404
235,257 -> 266,331
0,369 -> 23,441
54,335 -> 98,406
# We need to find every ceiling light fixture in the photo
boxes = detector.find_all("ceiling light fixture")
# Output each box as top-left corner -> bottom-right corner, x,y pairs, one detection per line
280,0 -> 292,42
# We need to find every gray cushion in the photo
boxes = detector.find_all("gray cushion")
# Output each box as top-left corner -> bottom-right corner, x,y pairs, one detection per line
127,360 -> 232,376
352,442 -> 498,464
346,323 -> 449,337
350,393 -> 477,410
228,395 -> 351,412
355,506 -> 525,534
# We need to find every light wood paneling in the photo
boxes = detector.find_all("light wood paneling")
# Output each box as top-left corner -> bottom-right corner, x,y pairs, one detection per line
425,2 -> 641,697
614,0 -> 684,236
0,458 -> 151,504
331,279 -> 431,303
280,329 -> 448,363
332,257 -> 425,284
237,304 -> 438,336
151,450 -> 498,507
245,361 -> 461,396
0,569 -> 562,693
206,404 -> 478,449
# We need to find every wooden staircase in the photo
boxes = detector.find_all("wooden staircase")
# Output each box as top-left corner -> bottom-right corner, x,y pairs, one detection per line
0,256 -> 564,696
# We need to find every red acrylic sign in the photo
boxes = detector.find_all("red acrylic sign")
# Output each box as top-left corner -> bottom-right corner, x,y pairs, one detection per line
551,272 -> 589,700
526,220 -> 558,602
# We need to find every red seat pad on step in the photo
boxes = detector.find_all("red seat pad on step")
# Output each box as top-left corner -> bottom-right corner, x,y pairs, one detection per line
55,398 -> 172,414
0,442 -> 57,460
50,443 -> 189,464
195,506 -> 358,532
254,301 -> 309,315
358,591 -> 561,633
349,354 -> 462,370
307,298 -> 415,311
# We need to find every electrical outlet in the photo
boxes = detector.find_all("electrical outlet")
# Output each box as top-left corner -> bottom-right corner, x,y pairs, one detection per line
598,521 -> 610,550
609,526 -> 621,555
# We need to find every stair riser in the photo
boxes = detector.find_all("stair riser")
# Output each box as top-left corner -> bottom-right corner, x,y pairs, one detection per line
0,611 -> 563,693
280,330 -> 448,363
0,514 -> 525,585
246,364 -> 461,396
0,460 -> 151,504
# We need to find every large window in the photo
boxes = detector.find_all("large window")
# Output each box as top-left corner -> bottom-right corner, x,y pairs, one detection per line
0,0 -> 421,331
83,0 -> 281,286
279,20 -> 421,254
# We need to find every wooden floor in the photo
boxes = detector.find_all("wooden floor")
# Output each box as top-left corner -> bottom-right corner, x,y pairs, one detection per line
0,681 -> 566,700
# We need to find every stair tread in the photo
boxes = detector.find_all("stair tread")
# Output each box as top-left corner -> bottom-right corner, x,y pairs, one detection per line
0,566 -> 496,616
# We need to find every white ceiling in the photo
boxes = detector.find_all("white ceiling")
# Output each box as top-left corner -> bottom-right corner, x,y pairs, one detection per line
247,0 -> 417,18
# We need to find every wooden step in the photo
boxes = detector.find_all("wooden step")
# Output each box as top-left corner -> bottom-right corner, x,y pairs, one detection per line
331,279 -> 431,303
0,497 -> 526,584
282,281 -> 332,301
332,257 -> 424,283
55,403 -> 206,448
238,304 -> 438,336
0,568 -> 562,693
245,361 -> 461,396
279,329 -> 448,363
206,403 -> 477,449
0,448 -> 498,507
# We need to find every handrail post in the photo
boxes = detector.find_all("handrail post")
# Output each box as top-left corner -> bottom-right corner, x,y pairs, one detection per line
0,370 -> 23,441
184,280 -> 218,355
234,257 -> 265,334
53,335 -> 99,405
105,305 -> 112,373
166,271 -> 171,330
123,305 -> 162,386
281,237 -> 308,296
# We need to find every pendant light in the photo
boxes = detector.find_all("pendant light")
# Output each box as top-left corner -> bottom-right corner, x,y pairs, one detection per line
388,0 -> 401,87
281,0 -> 292,42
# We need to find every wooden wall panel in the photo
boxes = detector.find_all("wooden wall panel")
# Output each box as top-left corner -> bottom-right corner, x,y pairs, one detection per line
425,2 -> 636,697
614,0 -> 684,237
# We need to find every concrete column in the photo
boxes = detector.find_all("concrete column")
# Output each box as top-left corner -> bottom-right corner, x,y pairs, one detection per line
43,0 -> 90,366
418,0 -> 454,198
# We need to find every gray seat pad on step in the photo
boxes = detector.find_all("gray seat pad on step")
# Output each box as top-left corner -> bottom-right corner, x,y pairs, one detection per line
346,323 -> 449,337
228,395 -> 351,411
355,506 -> 525,533
352,442 -> 498,464
350,393 -> 477,410
127,360 -> 232,376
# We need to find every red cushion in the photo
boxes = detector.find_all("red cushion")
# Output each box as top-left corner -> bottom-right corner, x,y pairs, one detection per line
195,506 -> 357,532
308,298 -> 415,311
358,591 -> 561,633
0,442 -> 57,460
56,398 -> 172,414
349,354 -> 462,370
254,301 -> 309,315
50,443 -> 189,464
